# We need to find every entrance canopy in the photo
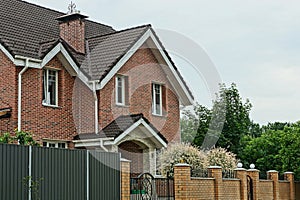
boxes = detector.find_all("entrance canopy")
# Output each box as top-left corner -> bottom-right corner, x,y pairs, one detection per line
73,114 -> 167,150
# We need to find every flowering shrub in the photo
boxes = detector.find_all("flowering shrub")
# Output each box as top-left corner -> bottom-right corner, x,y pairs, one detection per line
158,143 -> 207,177
158,144 -> 238,177
206,147 -> 238,170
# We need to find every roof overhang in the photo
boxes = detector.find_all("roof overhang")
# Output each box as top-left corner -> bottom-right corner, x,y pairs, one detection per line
96,29 -> 194,106
12,43 -> 92,90
0,43 -> 14,62
73,118 -> 167,149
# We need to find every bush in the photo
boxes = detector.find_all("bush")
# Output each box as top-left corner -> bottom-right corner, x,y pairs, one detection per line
158,144 -> 238,177
206,147 -> 238,170
158,143 -> 207,177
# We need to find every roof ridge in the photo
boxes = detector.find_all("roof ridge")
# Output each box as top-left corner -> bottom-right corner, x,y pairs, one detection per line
17,0 -> 114,31
86,24 -> 151,40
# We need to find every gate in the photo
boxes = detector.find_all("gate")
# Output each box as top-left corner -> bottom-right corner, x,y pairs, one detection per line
247,175 -> 253,200
130,173 -> 174,200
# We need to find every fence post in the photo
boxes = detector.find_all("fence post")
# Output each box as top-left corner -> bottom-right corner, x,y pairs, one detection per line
235,168 -> 247,200
174,163 -> 190,200
284,172 -> 295,200
86,150 -> 89,200
121,158 -> 131,200
208,166 -> 222,200
267,170 -> 279,200
247,169 -> 259,200
28,145 -> 32,200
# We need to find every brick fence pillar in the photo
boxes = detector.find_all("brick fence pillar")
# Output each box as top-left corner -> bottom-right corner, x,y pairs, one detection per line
121,159 -> 131,200
284,172 -> 295,200
235,168 -> 247,200
247,169 -> 259,200
174,163 -> 191,200
208,166 -> 222,200
267,170 -> 279,200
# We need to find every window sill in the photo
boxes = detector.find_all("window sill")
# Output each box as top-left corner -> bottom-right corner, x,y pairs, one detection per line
116,104 -> 129,108
42,103 -> 61,109
152,113 -> 166,118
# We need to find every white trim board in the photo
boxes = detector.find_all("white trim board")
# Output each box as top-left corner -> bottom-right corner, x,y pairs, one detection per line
0,43 -> 14,63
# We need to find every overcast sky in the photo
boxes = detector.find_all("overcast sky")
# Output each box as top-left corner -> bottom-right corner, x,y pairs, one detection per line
26,0 -> 300,125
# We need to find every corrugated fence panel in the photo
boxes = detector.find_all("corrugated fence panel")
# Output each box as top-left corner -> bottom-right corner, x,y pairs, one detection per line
32,146 -> 87,200
89,151 -> 121,200
0,144 -> 29,200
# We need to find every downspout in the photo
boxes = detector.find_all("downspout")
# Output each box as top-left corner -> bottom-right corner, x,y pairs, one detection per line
92,81 -> 99,134
18,59 -> 29,131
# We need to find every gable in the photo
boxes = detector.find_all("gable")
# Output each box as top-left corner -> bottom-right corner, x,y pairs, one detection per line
93,28 -> 194,106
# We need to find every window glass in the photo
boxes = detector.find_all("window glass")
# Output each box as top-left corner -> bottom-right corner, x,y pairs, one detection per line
43,69 -> 58,106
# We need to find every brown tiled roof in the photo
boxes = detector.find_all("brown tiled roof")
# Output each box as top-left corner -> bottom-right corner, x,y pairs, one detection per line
0,0 -> 194,101
74,114 -> 168,144
0,0 -> 115,59
81,25 -> 151,80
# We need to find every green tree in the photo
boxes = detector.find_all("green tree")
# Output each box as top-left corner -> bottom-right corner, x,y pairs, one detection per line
185,83 -> 252,154
240,122 -> 300,179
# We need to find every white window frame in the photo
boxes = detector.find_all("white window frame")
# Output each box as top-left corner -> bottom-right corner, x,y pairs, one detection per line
152,83 -> 163,116
42,68 -> 58,107
115,75 -> 126,106
43,141 -> 67,149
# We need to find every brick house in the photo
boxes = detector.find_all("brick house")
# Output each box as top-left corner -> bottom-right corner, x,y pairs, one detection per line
0,0 -> 193,175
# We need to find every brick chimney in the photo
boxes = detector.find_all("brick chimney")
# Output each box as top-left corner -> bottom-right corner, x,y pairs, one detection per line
56,13 -> 88,54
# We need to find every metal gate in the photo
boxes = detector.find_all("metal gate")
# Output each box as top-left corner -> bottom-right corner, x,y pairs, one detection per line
247,175 -> 253,200
130,173 -> 174,200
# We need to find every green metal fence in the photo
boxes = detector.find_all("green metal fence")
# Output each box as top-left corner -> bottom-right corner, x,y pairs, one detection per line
0,143 -> 121,200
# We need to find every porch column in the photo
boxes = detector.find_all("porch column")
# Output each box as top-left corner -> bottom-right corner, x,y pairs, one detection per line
149,148 -> 156,175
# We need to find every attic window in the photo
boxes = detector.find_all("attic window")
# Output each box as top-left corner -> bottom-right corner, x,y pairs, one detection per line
42,69 -> 58,107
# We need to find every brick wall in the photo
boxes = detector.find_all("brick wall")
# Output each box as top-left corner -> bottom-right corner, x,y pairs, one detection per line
0,50 -> 18,133
98,46 -> 180,143
1,43 -> 181,146
21,56 -> 94,145
174,164 -> 296,200
59,17 -> 85,54
121,159 -> 131,200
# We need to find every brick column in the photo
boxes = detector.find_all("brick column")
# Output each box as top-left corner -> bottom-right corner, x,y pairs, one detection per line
121,159 -> 131,200
174,163 -> 191,200
247,169 -> 259,200
284,172 -> 295,200
208,166 -> 222,200
267,170 -> 279,200
235,168 -> 247,200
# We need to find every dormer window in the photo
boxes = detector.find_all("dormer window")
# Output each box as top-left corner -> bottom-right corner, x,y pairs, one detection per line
115,75 -> 128,106
43,69 -> 58,107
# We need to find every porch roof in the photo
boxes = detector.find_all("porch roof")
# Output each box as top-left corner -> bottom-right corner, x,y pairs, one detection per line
74,114 -> 168,149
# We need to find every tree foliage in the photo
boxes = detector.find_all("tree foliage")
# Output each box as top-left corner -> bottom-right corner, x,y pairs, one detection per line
181,83 -> 252,154
240,122 -> 300,179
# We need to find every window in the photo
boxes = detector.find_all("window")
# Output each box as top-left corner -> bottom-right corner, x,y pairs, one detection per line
43,69 -> 58,106
115,75 -> 128,106
43,141 -> 67,149
152,83 -> 166,116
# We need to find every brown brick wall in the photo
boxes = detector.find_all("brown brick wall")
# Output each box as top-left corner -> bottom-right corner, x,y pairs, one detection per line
279,181 -> 290,200
121,160 -> 131,200
21,56 -> 94,145
98,46 -> 180,143
0,50 -> 18,133
59,19 -> 85,54
221,180 -> 240,200
257,181 -> 273,200
174,165 -> 296,200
